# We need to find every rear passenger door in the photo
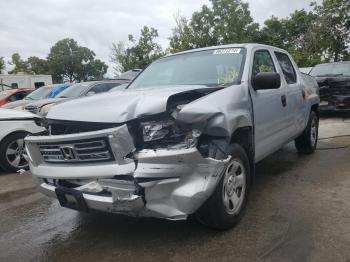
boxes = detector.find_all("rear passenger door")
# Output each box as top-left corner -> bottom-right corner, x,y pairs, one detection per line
274,52 -> 305,136
249,49 -> 290,162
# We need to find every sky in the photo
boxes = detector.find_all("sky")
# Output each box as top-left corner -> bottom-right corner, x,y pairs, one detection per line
0,0 -> 321,77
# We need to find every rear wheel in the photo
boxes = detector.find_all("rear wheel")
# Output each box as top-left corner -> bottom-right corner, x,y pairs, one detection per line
196,144 -> 251,230
0,132 -> 29,172
295,111 -> 318,154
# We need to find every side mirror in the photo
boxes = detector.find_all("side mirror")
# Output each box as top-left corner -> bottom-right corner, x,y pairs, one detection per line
86,91 -> 95,96
252,72 -> 281,90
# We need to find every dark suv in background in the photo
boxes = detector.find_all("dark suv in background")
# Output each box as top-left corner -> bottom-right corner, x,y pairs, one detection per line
310,61 -> 350,112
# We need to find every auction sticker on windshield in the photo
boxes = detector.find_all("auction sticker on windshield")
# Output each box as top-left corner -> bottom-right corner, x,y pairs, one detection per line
213,48 -> 241,55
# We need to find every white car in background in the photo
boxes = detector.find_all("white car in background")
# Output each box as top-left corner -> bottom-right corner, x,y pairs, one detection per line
0,109 -> 44,172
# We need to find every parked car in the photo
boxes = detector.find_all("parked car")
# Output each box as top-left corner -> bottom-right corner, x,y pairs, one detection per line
25,44 -> 319,229
47,83 -> 70,98
2,84 -> 70,110
0,88 -> 34,107
310,61 -> 350,112
24,80 -> 129,116
0,109 -> 44,172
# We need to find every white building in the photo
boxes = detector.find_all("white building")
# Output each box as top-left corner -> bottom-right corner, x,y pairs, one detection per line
0,73 -> 53,90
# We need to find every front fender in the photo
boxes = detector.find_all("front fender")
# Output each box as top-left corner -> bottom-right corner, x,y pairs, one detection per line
175,84 -> 252,139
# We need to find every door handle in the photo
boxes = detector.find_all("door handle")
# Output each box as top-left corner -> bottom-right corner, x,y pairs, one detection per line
281,95 -> 287,107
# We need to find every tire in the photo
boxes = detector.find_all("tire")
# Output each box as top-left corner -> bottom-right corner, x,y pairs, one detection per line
195,144 -> 251,230
0,132 -> 29,172
294,111 -> 319,154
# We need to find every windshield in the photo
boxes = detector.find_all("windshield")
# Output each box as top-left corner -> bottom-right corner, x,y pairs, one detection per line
0,91 -> 12,99
25,86 -> 52,100
310,63 -> 350,77
57,83 -> 89,98
128,48 -> 246,89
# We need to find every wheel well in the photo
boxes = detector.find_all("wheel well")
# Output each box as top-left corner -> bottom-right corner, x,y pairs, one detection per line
230,127 -> 255,181
0,130 -> 29,145
311,104 -> 319,116
230,127 -> 253,156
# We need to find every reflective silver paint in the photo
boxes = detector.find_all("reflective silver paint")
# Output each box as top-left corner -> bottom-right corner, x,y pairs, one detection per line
26,43 -> 319,220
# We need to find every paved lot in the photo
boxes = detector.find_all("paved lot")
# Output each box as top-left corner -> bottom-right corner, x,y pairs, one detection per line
0,117 -> 350,262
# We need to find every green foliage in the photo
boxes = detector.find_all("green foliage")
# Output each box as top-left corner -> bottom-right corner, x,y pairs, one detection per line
169,15 -> 195,53
79,59 -> 108,81
47,38 -> 108,82
312,0 -> 350,61
169,0 -> 349,67
27,56 -> 50,75
0,57 -> 5,73
169,0 -> 259,53
111,26 -> 164,75
8,54 -> 51,75
8,53 -> 30,74
3,0 -> 349,78
258,10 -> 322,67
258,16 -> 287,49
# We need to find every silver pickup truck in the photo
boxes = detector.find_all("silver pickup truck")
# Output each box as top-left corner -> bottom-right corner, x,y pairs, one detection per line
25,44 -> 319,229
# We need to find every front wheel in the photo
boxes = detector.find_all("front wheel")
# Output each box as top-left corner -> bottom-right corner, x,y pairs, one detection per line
295,111 -> 319,154
0,132 -> 29,172
196,144 -> 251,230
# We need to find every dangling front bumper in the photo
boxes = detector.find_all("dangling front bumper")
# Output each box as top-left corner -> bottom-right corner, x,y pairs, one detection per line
25,125 -> 229,220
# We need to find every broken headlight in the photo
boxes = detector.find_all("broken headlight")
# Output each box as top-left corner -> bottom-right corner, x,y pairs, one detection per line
140,120 -> 201,148
40,103 -> 57,116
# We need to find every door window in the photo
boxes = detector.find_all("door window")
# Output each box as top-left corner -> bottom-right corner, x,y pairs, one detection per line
105,83 -> 121,91
252,50 -> 276,77
275,52 -> 297,84
8,92 -> 27,102
88,84 -> 109,94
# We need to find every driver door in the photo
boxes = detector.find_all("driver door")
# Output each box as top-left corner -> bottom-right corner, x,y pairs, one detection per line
249,48 -> 289,162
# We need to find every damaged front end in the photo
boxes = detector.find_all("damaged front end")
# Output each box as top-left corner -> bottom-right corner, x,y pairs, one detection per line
26,46 -> 252,220
25,113 -> 230,220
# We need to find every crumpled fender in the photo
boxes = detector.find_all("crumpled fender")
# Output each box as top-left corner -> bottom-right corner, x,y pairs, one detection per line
175,84 -> 253,139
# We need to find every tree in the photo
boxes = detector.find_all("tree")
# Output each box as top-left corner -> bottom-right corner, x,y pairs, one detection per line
78,59 -> 108,82
47,38 -> 108,82
258,10 -> 322,67
8,53 -> 30,74
111,26 -> 164,75
27,56 -> 50,75
169,15 -> 195,53
311,0 -> 350,61
258,16 -> 288,49
169,0 -> 259,53
0,57 -> 5,73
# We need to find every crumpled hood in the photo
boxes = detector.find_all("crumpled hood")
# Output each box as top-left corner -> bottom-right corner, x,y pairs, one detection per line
0,108 -> 39,120
47,85 -> 218,123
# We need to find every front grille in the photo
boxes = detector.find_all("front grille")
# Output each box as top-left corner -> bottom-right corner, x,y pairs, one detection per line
38,138 -> 114,163
25,105 -> 39,114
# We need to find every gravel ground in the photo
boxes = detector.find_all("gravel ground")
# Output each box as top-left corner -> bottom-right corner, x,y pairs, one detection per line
0,116 -> 349,262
